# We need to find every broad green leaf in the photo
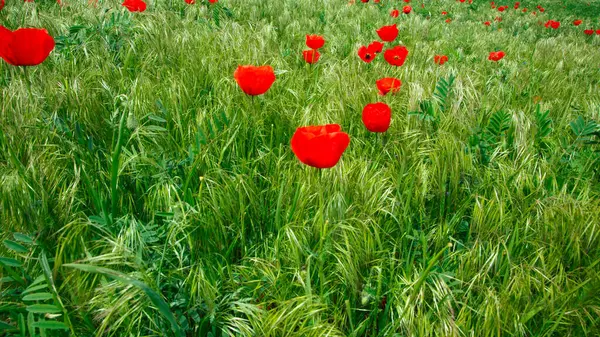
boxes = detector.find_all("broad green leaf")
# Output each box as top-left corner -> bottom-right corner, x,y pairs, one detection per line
13,233 -> 33,244
32,321 -> 68,330
23,293 -> 53,301
23,284 -> 49,295
0,257 -> 22,267
26,305 -> 61,314
3,240 -> 28,253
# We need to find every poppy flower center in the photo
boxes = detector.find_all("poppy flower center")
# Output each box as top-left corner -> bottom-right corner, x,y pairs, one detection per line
366,54 -> 372,60
394,56 -> 399,60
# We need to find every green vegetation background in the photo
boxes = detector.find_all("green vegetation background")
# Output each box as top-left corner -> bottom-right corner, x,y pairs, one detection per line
1,0 -> 600,336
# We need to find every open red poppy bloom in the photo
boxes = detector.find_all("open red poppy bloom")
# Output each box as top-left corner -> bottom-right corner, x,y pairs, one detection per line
391,9 -> 399,17
376,78 -> 401,96
484,21 -> 491,26
234,65 -> 276,96
0,27 -> 55,66
291,124 -> 350,169
0,0 -> 4,11
544,20 -> 560,29
122,0 -> 146,12
403,5 -> 411,14
208,0 -> 218,3
434,55 -> 448,65
441,11 -> 447,15
445,18 -> 452,23
514,2 -> 520,9
302,49 -> 320,64
498,6 -> 505,11
597,30 -> 600,35
358,45 -> 377,63
185,0 -> 195,4
362,103 -> 392,133
306,35 -> 325,50
573,20 -> 582,26
384,46 -> 408,66
376,24 -> 398,42
368,41 -> 384,54
488,51 -> 505,61
584,29 -> 594,35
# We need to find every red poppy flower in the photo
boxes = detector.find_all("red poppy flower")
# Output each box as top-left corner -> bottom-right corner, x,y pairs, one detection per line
24,0 -> 34,2
498,6 -> 506,11
362,103 -> 392,133
460,0 -> 465,3
404,0 -> 410,2
544,20 -> 560,29
384,46 -> 408,66
376,77 -> 401,96
291,124 -> 350,169
361,0 -> 368,3
403,5 -> 411,14
596,29 -> 600,35
185,0 -> 195,4
573,20 -> 582,26
445,18 -> 452,23
376,24 -> 398,42
368,41 -> 384,54
208,0 -> 218,3
522,8 -> 527,12
488,51 -> 505,61
514,2 -> 519,9
122,0 -> 146,12
434,55 -> 448,65
0,27 -> 55,66
302,49 -> 320,64
306,35 -> 325,50
0,0 -> 4,10
391,9 -> 399,17
441,11 -> 448,15
358,45 -> 377,63
233,65 -> 276,96
484,21 -> 491,26
584,29 -> 594,35
491,5 -> 496,8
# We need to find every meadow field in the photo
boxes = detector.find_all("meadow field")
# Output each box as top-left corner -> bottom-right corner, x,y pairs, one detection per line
1,0 -> 600,336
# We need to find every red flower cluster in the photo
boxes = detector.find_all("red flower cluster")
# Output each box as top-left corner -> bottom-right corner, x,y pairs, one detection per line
434,55 -> 448,65
303,34 -> 325,64
0,27 -> 55,66
544,20 -> 560,29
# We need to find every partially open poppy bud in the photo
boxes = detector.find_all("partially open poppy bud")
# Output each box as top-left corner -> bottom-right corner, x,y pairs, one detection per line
362,103 -> 392,133
291,124 -> 350,169
234,65 -> 276,96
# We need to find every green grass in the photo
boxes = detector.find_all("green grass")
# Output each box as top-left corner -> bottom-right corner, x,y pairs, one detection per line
1,0 -> 600,336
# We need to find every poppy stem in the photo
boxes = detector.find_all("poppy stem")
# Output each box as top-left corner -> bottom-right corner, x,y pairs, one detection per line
22,67 -> 33,99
